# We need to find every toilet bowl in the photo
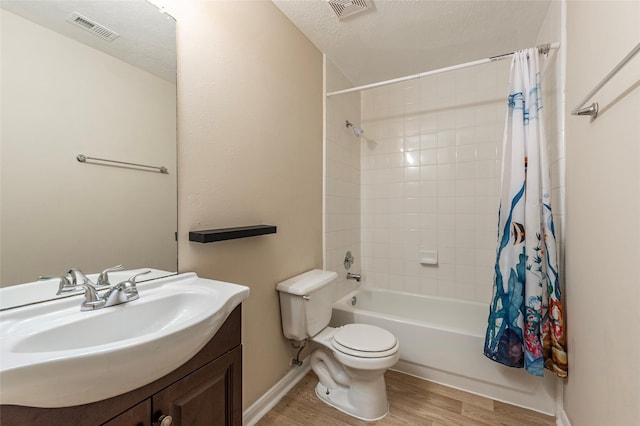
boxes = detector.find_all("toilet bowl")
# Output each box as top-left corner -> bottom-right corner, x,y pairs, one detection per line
276,269 -> 400,421
310,324 -> 399,420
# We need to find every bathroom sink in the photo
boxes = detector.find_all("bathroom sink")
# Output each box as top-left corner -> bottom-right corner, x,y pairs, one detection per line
0,272 -> 250,408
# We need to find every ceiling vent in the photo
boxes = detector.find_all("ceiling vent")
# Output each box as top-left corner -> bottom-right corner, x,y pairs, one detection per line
65,12 -> 120,42
327,0 -> 370,20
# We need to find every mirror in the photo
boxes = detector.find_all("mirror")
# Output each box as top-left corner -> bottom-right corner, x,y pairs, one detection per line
0,0 -> 177,308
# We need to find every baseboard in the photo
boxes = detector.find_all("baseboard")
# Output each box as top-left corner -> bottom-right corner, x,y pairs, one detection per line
556,407 -> 571,426
554,376 -> 570,426
243,360 -> 311,426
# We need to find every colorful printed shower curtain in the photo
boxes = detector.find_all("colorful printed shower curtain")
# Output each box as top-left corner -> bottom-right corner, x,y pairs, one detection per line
484,49 -> 567,378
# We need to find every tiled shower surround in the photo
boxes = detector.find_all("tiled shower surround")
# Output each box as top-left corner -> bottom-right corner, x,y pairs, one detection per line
325,48 -> 564,305
359,60 -> 512,303
325,60 -> 362,301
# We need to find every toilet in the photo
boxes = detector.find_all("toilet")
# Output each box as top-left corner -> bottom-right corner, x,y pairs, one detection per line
277,269 -> 399,421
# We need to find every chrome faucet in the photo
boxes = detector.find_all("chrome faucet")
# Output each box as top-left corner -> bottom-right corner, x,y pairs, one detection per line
41,266 -> 149,311
80,270 -> 150,311
97,264 -> 125,287
76,281 -> 104,310
41,266 -> 119,296
39,273 -> 76,295
68,268 -> 92,287
346,272 -> 361,283
101,270 -> 149,308
64,268 -> 106,310
38,265 -> 124,296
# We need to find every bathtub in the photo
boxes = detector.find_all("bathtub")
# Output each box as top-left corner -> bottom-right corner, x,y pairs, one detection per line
330,289 -> 557,414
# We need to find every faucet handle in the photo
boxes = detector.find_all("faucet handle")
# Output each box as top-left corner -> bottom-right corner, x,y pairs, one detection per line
102,270 -> 149,307
126,270 -> 152,285
117,270 -> 151,297
68,268 -> 95,287
344,250 -> 355,270
77,281 -> 105,311
97,264 -> 125,287
66,269 -> 103,309
39,275 -> 76,295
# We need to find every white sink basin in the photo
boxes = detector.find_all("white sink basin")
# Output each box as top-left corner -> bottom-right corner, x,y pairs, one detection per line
0,272 -> 250,408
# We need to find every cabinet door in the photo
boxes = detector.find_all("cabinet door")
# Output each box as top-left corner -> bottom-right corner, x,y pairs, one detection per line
152,347 -> 242,426
102,399 -> 151,426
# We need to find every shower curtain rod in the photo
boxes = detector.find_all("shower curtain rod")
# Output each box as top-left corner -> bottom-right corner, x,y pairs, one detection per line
326,42 -> 560,97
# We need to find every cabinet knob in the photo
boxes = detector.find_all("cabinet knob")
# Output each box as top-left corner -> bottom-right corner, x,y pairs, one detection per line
155,414 -> 172,426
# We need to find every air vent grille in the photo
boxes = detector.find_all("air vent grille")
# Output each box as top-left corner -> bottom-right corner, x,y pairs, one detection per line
327,0 -> 370,20
66,12 -> 120,42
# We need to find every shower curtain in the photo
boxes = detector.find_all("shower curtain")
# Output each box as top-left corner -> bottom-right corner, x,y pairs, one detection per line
484,48 -> 567,378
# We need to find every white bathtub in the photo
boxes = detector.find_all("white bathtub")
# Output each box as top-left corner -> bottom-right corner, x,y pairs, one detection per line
331,289 -> 557,415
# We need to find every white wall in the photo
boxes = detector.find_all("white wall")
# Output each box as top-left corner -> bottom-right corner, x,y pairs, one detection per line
564,1 -> 640,425
1,9 -> 176,286
324,59 -> 361,300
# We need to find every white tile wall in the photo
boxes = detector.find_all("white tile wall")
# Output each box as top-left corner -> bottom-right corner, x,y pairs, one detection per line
360,60 -> 511,302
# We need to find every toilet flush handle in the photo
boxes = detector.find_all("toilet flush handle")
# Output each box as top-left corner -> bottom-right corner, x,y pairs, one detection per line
302,295 -> 311,300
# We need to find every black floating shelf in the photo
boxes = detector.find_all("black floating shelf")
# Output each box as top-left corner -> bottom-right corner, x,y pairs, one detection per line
189,225 -> 277,243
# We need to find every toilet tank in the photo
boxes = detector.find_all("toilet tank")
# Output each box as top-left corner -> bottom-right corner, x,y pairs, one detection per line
276,269 -> 338,342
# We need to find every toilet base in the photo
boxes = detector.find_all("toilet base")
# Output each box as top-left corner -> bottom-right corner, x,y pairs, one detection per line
314,382 -> 389,422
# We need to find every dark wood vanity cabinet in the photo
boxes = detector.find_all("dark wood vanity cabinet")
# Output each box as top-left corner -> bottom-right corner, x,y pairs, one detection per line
149,347 -> 241,426
1,306 -> 243,426
102,400 -> 151,426
104,347 -> 241,426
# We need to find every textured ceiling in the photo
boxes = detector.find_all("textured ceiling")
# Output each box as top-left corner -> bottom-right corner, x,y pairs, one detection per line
1,0 -> 176,82
273,0 -> 552,87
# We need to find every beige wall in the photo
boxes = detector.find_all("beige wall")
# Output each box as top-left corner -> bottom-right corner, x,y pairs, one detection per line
174,1 -> 323,408
564,1 -> 640,425
1,9 -> 176,286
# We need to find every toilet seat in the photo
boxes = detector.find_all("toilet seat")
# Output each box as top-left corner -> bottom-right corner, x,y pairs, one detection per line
331,324 -> 398,358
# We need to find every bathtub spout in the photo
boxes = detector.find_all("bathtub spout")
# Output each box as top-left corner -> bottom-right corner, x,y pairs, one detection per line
347,272 -> 361,282
310,349 -> 351,390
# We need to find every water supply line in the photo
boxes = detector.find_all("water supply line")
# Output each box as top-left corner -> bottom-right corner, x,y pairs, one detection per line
290,340 -> 306,367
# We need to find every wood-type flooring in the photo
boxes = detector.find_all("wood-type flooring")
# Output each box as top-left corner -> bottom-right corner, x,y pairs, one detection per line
257,370 -> 556,426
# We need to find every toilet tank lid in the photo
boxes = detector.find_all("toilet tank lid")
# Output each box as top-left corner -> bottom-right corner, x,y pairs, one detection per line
276,269 -> 338,295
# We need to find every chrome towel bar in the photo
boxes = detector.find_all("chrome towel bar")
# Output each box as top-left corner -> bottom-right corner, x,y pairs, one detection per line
571,42 -> 640,118
76,154 -> 168,174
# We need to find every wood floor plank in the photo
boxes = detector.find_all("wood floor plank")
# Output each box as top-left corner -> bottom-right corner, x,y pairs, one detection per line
256,370 -> 555,426
460,402 -> 537,426
386,375 -> 463,415
271,394 -> 354,426
257,409 -> 304,426
387,370 -> 495,412
492,401 -> 556,425
389,390 -> 493,426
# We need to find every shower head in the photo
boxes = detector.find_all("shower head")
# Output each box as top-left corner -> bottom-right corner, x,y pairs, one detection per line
345,120 -> 364,138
